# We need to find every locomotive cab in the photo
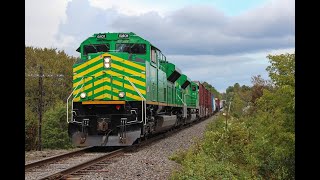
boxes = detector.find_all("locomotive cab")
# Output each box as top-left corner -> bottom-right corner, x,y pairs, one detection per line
68,32 -> 148,146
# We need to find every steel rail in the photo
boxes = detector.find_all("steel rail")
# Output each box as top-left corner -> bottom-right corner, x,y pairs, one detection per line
25,147 -> 93,170
38,148 -> 124,180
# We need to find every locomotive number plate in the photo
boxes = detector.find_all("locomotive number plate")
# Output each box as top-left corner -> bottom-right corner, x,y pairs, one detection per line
96,34 -> 106,39
118,33 -> 129,38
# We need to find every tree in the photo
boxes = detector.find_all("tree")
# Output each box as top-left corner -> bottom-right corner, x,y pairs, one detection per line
224,82 -> 252,117
42,101 -> 73,149
250,75 -> 272,103
266,53 -> 295,87
233,83 -> 240,92
252,53 -> 295,179
25,46 -> 77,150
170,53 -> 295,179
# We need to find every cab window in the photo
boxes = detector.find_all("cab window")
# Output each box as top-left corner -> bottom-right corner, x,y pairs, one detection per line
83,44 -> 109,55
116,43 -> 146,54
151,48 -> 157,64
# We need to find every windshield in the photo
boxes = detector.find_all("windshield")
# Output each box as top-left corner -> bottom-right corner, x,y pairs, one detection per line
116,43 -> 146,54
84,44 -> 110,55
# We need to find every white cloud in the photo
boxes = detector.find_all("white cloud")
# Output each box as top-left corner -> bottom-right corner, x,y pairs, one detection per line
225,0 -> 295,38
26,0 -> 295,92
166,46 -> 294,92
88,0 -> 169,16
166,53 -> 274,91
53,34 -> 76,50
265,47 -> 295,55
25,0 -> 70,47
110,1 -> 294,55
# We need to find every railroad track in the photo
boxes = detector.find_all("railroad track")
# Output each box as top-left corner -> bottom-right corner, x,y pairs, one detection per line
68,115 -> 218,179
25,147 -> 121,180
25,147 -> 94,171
39,149 -> 124,180
25,115 -> 217,179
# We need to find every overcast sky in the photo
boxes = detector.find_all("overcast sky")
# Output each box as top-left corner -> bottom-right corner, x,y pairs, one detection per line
25,0 -> 295,92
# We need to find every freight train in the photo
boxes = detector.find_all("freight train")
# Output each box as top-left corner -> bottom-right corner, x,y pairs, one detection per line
67,32 -> 221,147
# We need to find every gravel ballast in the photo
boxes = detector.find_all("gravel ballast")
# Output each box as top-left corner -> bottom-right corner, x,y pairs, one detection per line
25,115 -> 217,180
79,115 -> 217,180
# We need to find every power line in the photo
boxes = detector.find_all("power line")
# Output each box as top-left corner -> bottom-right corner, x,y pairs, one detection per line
26,74 -> 65,78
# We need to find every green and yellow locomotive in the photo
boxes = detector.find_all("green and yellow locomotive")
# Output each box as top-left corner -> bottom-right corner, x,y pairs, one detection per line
67,32 -> 205,147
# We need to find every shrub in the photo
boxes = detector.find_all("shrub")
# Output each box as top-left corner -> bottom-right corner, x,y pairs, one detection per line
42,101 -> 73,149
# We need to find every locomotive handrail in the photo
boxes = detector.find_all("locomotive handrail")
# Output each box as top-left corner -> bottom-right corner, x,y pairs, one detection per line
177,94 -> 187,118
177,94 -> 186,106
124,76 -> 146,125
67,76 -> 84,123
71,83 -> 85,121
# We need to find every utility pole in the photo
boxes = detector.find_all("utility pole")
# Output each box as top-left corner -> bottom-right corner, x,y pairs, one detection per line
26,68 -> 64,151
38,66 -> 43,151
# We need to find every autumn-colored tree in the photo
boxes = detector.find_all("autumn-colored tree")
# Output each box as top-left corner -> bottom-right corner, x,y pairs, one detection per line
250,75 -> 273,103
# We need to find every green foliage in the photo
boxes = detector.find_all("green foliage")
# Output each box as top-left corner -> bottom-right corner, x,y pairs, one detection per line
225,82 -> 253,117
169,149 -> 189,164
170,53 -> 295,179
266,53 -> 295,87
25,105 -> 38,150
42,101 -> 73,149
25,46 -> 76,111
230,93 -> 247,118
25,46 -> 77,150
170,116 -> 255,180
250,53 -> 295,179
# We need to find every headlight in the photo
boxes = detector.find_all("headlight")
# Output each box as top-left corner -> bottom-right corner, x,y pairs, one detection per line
103,56 -> 111,68
80,92 -> 87,98
118,92 -> 125,98
104,56 -> 111,63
